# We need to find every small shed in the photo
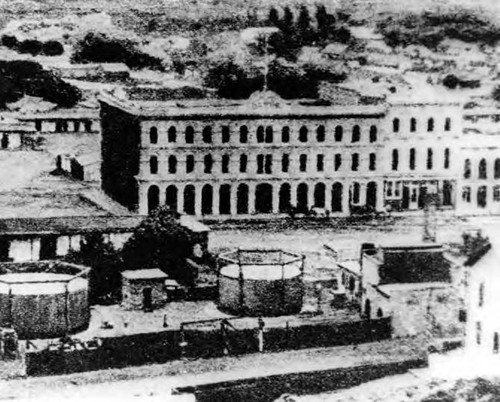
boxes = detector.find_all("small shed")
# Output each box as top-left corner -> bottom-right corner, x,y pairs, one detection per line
121,269 -> 168,311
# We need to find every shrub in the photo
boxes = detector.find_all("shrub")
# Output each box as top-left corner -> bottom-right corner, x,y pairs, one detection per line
42,40 -> 64,56
1,35 -> 18,49
443,74 -> 459,89
18,39 -> 43,55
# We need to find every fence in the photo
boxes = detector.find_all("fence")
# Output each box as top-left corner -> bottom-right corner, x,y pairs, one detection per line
26,317 -> 391,376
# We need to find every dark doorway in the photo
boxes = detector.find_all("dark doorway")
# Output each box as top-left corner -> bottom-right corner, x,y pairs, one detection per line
147,185 -> 160,214
418,185 -> 427,209
402,185 -> 410,209
331,183 -> 343,212
40,236 -> 57,260
166,185 -> 178,211
0,238 -> 9,261
279,183 -> 291,213
237,184 -> 249,214
1,134 -> 9,149
443,181 -> 453,206
143,288 -> 153,312
202,184 -> 213,215
219,184 -> 231,215
366,182 -> 377,209
297,183 -> 308,213
255,183 -> 273,213
364,299 -> 371,320
314,183 -> 325,208
478,186 -> 487,208
184,185 -> 195,215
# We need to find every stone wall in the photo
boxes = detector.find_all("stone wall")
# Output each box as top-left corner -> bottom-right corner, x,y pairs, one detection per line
121,278 -> 168,310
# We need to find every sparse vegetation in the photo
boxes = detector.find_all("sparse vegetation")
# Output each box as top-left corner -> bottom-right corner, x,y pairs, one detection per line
377,10 -> 500,49
0,60 -> 81,108
71,32 -> 164,71
1,34 -> 65,56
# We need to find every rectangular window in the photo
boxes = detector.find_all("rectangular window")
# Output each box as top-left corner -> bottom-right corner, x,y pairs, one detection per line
427,148 -> 433,170
265,154 -> 272,174
444,148 -> 450,169
222,155 -> 230,173
392,149 -> 399,171
494,186 -> 500,202
239,154 -> 247,173
409,148 -> 416,170
351,153 -> 359,171
386,181 -> 393,197
369,153 -> 376,171
334,154 -> 341,171
317,154 -> 324,172
257,155 -> 264,174
282,154 -> 289,173
299,154 -> 307,172
394,181 -> 401,197
186,155 -> 195,173
222,126 -> 230,143
462,186 -> 471,203
476,321 -> 482,345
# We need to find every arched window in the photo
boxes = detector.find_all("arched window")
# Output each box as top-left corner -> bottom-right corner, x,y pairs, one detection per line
427,118 -> 434,132
478,186 -> 487,208
257,154 -> 264,174
427,148 -> 433,170
166,185 -> 178,211
409,148 -> 416,170
444,117 -> 451,131
204,154 -> 213,174
281,126 -> 290,143
316,154 -> 324,172
479,158 -> 487,179
239,154 -> 247,173
493,185 -> 500,202
495,159 -> 500,179
168,155 -> 177,173
239,126 -> 248,143
149,156 -> 158,174
369,125 -> 377,142
147,185 -> 159,213
352,182 -> 360,204
265,126 -> 273,143
222,154 -> 230,173
299,126 -> 308,142
369,153 -> 376,171
444,148 -> 450,169
392,118 -> 400,133
351,125 -> 360,143
392,149 -> 399,171
202,126 -> 212,143
464,159 -> 471,179
219,184 -> 231,215
221,126 -> 230,143
316,125 -> 325,142
335,126 -> 343,142
186,155 -> 195,173
168,126 -> 176,142
185,126 -> 194,144
183,185 -> 195,215
462,186 -> 471,203
149,127 -> 158,144
410,118 -> 417,132
257,126 -> 265,143
351,153 -> 359,171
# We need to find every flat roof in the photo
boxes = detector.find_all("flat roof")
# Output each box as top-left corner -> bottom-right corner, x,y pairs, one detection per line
122,268 -> 167,280
99,91 -> 387,119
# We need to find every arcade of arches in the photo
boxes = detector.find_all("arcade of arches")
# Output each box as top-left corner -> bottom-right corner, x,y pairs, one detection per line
144,180 -> 383,216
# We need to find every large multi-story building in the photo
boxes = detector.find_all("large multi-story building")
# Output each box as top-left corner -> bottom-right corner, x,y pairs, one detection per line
99,89 -> 471,219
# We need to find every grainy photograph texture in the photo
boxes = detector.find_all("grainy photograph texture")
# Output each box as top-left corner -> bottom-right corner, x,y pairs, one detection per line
0,0 -> 500,401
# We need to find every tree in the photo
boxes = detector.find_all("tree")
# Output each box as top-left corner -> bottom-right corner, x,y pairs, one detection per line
443,74 -> 459,89
1,35 -> 18,49
65,233 -> 123,305
282,6 -> 294,36
268,7 -> 280,27
493,85 -> 500,102
18,39 -> 43,55
297,5 -> 314,45
121,206 -> 197,286
42,40 -> 64,56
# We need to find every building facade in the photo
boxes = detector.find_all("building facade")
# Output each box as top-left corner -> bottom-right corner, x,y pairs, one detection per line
99,90 -> 469,219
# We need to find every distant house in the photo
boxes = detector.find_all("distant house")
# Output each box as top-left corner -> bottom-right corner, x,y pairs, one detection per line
0,120 -> 35,150
52,63 -> 130,82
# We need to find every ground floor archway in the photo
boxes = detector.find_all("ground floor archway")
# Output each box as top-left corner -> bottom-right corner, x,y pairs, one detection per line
147,185 -> 159,214
297,183 -> 308,213
219,184 -> 231,215
331,182 -> 343,212
202,184 -> 213,215
366,182 -> 377,209
314,183 -> 325,208
237,184 -> 249,214
184,185 -> 195,215
166,185 -> 178,211
255,183 -> 273,213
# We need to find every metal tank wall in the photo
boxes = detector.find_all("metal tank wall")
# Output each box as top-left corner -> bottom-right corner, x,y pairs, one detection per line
0,277 -> 89,339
